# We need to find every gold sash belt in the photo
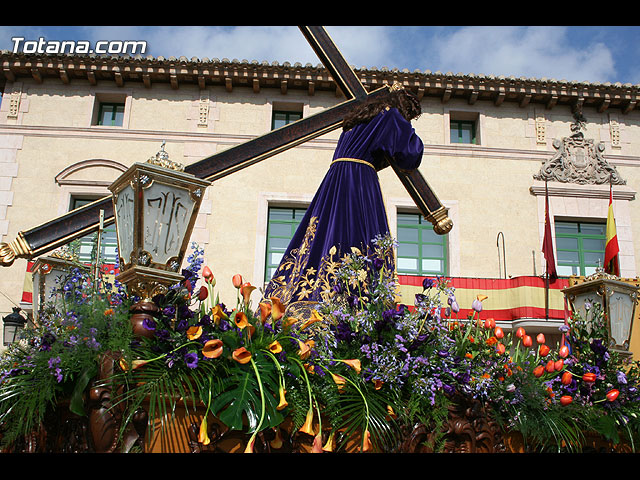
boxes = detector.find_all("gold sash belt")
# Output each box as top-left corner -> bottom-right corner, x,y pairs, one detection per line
331,157 -> 375,169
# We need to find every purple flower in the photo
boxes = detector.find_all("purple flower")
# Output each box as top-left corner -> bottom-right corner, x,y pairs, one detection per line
472,299 -> 483,313
142,318 -> 156,331
450,301 -> 460,314
184,352 -> 199,369
422,278 -> 435,290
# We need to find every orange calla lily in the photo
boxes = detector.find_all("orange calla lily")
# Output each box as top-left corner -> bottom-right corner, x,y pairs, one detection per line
341,359 -> 362,374
202,339 -> 224,359
386,405 -> 397,420
277,386 -> 288,410
259,302 -> 272,324
234,311 -> 249,329
119,358 -> 149,371
361,428 -> 372,452
300,309 -> 324,330
186,325 -> 203,340
232,347 -> 252,364
270,297 -> 285,321
268,340 -> 282,354
283,317 -> 298,329
299,408 -> 315,436
240,282 -> 256,304
373,379 -> 383,390
297,340 -> 311,360
270,427 -> 283,449
331,372 -> 346,391
322,430 -> 336,452
477,294 -> 488,302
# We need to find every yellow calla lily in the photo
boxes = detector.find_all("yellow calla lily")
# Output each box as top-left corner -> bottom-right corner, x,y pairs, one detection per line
322,430 -> 336,452
199,417 -> 210,445
244,436 -> 255,453
210,304 -> 228,325
300,309 -> 324,330
331,372 -> 346,392
268,340 -> 282,354
186,325 -> 203,340
277,386 -> 288,411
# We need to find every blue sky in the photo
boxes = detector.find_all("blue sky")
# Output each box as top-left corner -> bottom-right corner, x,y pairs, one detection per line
1,26 -> 639,85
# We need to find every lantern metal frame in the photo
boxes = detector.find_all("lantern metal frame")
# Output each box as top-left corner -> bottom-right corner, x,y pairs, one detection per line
31,252 -> 78,322
107,145 -> 210,301
564,269 -> 639,357
3,307 -> 28,346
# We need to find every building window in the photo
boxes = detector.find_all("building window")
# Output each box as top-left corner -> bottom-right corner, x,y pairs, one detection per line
271,110 -> 303,130
265,207 -> 307,282
450,119 -> 476,144
555,220 -> 606,277
396,212 -> 447,276
97,102 -> 125,126
70,197 -> 119,265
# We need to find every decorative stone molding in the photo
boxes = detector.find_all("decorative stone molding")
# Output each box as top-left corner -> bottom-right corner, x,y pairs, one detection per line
534,106 -> 626,185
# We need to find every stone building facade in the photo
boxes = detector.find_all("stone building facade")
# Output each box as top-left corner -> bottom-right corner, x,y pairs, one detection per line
1,49 -> 639,350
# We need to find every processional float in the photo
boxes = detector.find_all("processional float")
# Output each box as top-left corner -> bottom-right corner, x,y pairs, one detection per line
0,26 -> 452,269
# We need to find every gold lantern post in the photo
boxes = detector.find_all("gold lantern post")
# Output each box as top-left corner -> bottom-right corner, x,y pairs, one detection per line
108,143 -> 210,337
564,269 -> 639,358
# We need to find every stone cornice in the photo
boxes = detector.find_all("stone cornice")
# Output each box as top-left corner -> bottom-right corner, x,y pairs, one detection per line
1,51 -> 639,114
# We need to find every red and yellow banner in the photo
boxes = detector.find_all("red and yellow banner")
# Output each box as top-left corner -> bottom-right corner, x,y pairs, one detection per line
398,275 -> 570,321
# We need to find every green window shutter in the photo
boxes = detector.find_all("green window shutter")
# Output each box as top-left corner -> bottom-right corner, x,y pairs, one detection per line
396,212 -> 448,276
265,207 -> 307,282
555,221 -> 606,277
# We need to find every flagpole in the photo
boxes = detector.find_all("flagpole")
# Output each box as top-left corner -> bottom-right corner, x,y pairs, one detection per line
544,180 -> 549,322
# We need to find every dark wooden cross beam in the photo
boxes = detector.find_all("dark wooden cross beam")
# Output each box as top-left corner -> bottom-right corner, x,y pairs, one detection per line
0,26 -> 451,267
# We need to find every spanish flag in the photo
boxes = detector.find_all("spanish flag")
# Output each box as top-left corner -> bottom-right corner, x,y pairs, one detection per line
604,181 -> 620,276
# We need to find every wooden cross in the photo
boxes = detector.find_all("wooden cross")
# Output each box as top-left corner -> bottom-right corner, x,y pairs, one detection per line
0,26 -> 452,267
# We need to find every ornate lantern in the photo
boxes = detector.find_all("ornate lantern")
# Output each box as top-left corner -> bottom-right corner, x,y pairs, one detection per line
108,143 -> 210,335
3,307 -> 28,346
31,251 -> 77,321
563,269 -> 638,357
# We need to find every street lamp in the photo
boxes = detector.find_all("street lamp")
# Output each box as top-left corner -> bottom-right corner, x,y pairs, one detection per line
564,269 -> 638,357
108,143 -> 210,336
3,307 -> 27,346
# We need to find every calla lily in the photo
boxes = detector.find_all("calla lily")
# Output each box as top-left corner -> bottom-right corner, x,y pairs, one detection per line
297,340 -> 313,360
277,386 -> 288,410
186,325 -> 203,340
259,302 -> 272,324
234,311 -> 249,329
268,340 -> 282,354
270,428 -> 283,449
232,274 -> 243,288
299,408 -> 315,436
210,304 -> 228,325
312,433 -> 323,453
300,309 -> 324,330
119,358 -> 149,371
202,339 -> 224,359
199,417 -> 210,445
330,372 -> 346,391
340,359 -> 362,374
322,431 -> 336,452
232,347 -> 252,364
361,428 -> 372,452
240,282 -> 256,304
373,379 -> 383,390
244,436 -> 255,453
270,297 -> 285,321
283,317 -> 298,329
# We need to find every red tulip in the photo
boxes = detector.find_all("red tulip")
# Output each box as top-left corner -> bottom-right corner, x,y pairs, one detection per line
533,365 -> 545,378
523,335 -> 533,347
559,345 -> 569,359
515,327 -> 526,338
561,371 -> 572,385
536,333 -> 546,344
560,395 -> 573,406
202,266 -> 213,281
496,343 -> 506,355
198,285 -> 209,301
582,372 -> 596,383
606,389 -> 620,402
545,360 -> 555,373
494,327 -> 504,339
484,318 -> 496,329
539,344 -> 550,357
554,359 -> 564,371
232,274 -> 243,288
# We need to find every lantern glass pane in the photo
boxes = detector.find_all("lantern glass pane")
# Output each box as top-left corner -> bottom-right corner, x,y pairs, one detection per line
115,183 -> 136,265
609,289 -> 634,347
143,181 -> 195,265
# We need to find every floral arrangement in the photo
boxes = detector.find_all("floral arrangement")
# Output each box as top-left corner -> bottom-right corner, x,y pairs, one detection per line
1,236 -> 640,453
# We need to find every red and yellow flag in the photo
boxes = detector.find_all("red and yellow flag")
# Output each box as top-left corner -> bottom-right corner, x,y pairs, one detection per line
604,183 -> 620,276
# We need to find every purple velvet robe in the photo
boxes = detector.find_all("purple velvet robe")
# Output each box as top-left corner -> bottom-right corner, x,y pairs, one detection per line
263,107 -> 424,316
